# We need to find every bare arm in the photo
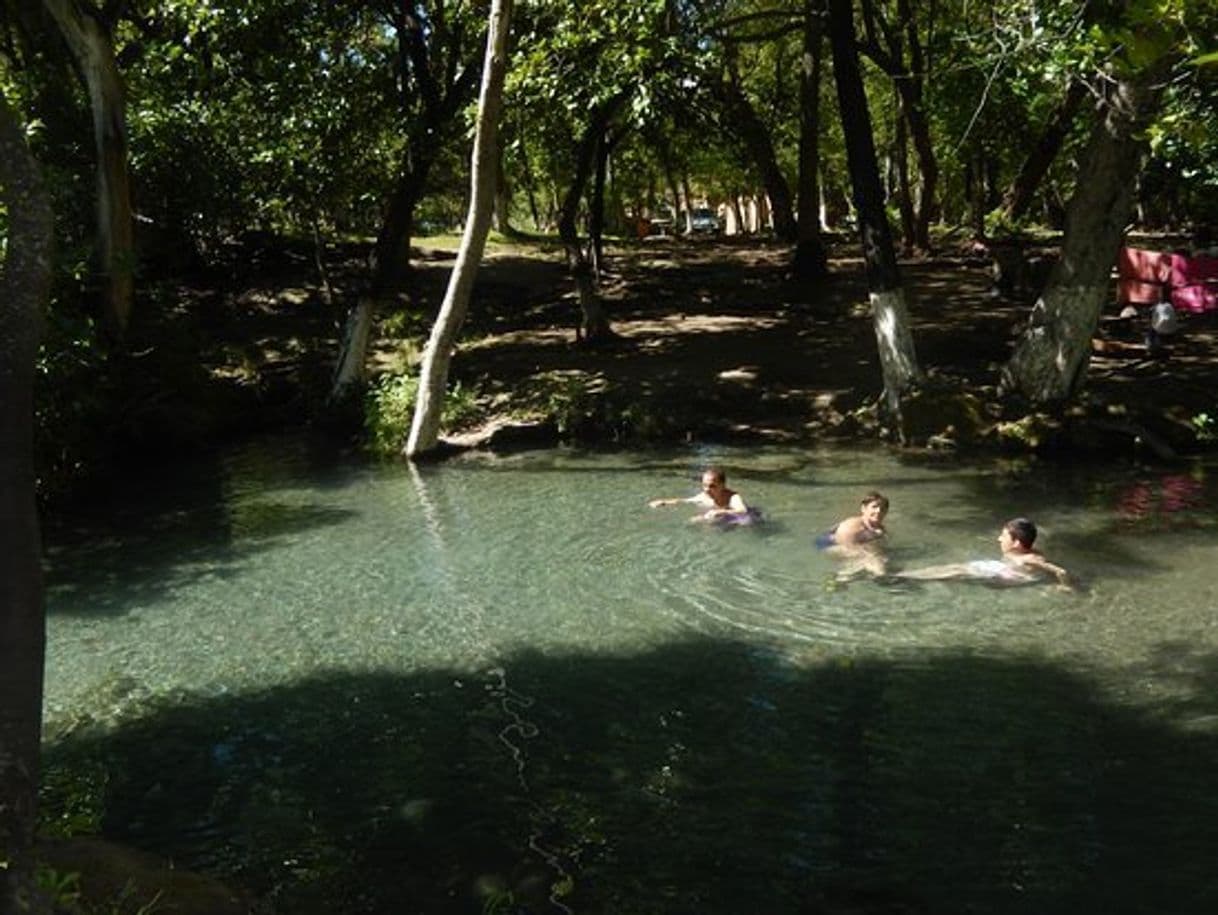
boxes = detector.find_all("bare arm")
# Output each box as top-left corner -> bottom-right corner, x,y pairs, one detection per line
649,493 -> 711,509
1021,554 -> 1078,591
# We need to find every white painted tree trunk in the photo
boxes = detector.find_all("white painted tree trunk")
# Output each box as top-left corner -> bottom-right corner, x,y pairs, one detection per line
869,288 -> 921,417
405,0 -> 513,458
1002,71 -> 1163,403
329,299 -> 375,401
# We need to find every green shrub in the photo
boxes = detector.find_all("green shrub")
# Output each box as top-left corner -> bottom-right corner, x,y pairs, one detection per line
364,372 -> 482,456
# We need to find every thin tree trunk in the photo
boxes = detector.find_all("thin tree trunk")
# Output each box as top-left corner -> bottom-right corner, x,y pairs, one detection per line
558,94 -> 627,341
900,86 -> 937,252
516,118 -> 542,230
1002,71 -> 1165,403
680,175 -> 694,233
829,0 -> 921,430
1001,79 -> 1087,224
406,0 -> 513,457
492,141 -> 514,235
590,128 -> 608,278
310,214 -> 335,309
857,0 -> 937,253
332,160 -> 418,402
795,0 -> 829,278
0,88 -> 53,914
329,146 -> 437,404
893,98 -> 915,256
42,0 -> 134,337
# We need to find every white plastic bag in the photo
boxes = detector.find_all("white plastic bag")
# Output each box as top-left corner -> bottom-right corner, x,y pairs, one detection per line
1151,301 -> 1179,334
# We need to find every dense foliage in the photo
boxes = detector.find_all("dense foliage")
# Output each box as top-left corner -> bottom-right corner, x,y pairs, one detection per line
0,0 -> 1214,491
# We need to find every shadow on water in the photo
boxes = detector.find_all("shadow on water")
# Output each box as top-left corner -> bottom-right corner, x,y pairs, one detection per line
42,638 -> 1218,915
43,440 -> 364,620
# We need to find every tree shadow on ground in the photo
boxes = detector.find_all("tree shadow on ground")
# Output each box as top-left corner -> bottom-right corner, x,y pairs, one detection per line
42,637 -> 1218,914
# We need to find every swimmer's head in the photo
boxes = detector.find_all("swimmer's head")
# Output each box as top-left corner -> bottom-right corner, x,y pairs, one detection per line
861,491 -> 889,514
701,466 -> 727,493
1003,517 -> 1037,549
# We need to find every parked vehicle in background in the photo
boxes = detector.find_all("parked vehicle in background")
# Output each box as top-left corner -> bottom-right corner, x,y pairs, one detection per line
648,207 -> 676,237
689,207 -> 721,236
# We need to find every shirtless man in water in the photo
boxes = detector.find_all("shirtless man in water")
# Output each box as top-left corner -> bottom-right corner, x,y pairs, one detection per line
817,491 -> 890,578
893,517 -> 1076,590
649,467 -> 751,523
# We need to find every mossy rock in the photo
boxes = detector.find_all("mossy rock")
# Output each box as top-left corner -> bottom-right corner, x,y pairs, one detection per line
901,384 -> 991,445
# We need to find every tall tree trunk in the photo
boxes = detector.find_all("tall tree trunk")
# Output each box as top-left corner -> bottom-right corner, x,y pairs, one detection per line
43,0 -> 134,337
558,94 -> 627,342
406,0 -> 513,458
716,69 -> 798,241
0,89 -> 52,914
857,0 -> 937,253
1002,71 -> 1164,403
893,99 -> 916,256
899,86 -> 937,252
329,158 -> 432,405
590,128 -> 609,278
1000,79 -> 1088,224
795,0 -> 829,279
680,174 -> 695,233
516,117 -> 542,230
829,0 -> 921,430
492,141 -> 515,236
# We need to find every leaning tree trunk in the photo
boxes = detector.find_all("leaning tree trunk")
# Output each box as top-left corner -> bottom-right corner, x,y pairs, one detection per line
405,0 -> 512,458
43,0 -> 134,338
1002,71 -> 1164,403
794,0 -> 829,279
829,0 -> 921,429
329,143 -> 439,405
717,73 -> 798,242
0,89 -> 53,915
1000,79 -> 1088,224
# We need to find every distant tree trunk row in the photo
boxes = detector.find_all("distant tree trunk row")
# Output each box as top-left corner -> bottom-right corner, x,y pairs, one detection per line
715,53 -> 798,242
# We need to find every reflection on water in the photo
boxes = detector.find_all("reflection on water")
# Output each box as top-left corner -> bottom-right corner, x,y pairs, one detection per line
41,440 -> 1218,913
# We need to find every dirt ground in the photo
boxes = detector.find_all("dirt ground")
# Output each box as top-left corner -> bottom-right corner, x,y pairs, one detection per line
378,235 -> 1218,460
203,234 -> 1218,462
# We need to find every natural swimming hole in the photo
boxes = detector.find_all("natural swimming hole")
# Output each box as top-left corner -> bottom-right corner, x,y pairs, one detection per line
41,439 -> 1218,913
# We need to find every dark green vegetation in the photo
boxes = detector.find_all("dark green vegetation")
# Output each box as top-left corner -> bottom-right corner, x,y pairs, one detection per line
0,0 -> 1215,496
3,0 -> 1218,909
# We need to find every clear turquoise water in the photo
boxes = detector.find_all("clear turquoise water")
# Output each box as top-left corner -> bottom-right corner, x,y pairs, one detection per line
41,439 -> 1218,913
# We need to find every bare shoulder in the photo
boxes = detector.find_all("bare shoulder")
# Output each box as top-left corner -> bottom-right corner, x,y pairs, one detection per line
833,516 -> 865,542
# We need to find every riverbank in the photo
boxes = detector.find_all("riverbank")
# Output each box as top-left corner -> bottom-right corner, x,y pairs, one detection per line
372,235 -> 1218,461
130,232 -> 1218,475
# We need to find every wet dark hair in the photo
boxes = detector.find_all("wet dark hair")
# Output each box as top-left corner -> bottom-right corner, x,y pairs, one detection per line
1005,517 -> 1037,548
703,466 -> 726,485
861,491 -> 889,512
